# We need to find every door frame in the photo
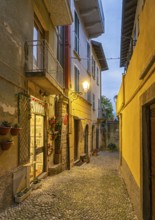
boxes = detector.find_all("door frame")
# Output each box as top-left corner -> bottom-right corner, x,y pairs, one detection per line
141,83 -> 155,220
74,119 -> 79,161
30,113 -> 46,180
84,125 -> 89,154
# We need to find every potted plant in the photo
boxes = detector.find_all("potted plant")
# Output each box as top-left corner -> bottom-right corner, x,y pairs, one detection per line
51,131 -> 59,141
0,138 -> 13,150
49,116 -> 56,125
32,177 -> 42,190
15,187 -> 32,203
0,121 -> 11,135
10,123 -> 22,136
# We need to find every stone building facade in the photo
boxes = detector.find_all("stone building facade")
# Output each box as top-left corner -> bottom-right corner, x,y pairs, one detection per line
0,0 -> 108,211
0,0 -> 72,210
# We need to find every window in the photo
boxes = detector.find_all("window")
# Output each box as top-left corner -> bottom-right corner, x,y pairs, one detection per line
74,66 -> 80,92
93,94 -> 95,111
87,91 -> 91,103
57,26 -> 65,68
92,57 -> 96,79
33,17 -> 45,70
98,99 -> 101,118
97,67 -> 99,85
87,43 -> 90,73
74,12 -> 79,54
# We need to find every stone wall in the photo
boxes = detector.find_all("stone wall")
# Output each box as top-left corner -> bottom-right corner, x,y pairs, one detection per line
101,121 -> 119,150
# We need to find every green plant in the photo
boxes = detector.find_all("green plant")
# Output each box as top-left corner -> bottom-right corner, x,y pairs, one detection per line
107,143 -> 117,151
13,123 -> 20,128
1,121 -> 11,127
16,187 -> 30,197
33,177 -> 41,184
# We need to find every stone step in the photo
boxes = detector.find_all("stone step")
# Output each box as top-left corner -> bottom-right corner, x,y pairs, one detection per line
48,164 -> 62,176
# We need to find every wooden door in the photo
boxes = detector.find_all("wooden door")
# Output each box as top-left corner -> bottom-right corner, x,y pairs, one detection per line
150,104 -> 155,219
84,125 -> 88,154
74,120 -> 79,161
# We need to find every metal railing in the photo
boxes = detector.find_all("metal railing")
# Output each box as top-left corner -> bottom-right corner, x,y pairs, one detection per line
25,40 -> 64,88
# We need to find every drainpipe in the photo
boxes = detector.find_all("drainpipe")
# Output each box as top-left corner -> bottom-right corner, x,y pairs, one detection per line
65,23 -> 71,170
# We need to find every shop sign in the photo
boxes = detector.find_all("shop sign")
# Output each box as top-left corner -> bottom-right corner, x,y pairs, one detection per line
31,96 -> 45,115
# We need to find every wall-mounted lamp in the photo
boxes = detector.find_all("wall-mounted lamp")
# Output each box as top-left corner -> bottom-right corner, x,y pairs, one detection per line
82,81 -> 90,93
70,80 -> 90,102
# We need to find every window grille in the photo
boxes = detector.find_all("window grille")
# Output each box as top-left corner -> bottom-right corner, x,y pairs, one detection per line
18,93 -> 30,165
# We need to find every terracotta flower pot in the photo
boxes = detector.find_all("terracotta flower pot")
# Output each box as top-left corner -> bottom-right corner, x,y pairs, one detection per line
0,141 -> 13,150
0,126 -> 11,135
10,128 -> 22,136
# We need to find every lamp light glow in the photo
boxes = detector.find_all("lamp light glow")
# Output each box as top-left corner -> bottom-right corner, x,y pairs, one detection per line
82,81 -> 90,93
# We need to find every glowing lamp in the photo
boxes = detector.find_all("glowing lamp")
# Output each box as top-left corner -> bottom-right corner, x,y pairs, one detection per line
82,81 -> 90,93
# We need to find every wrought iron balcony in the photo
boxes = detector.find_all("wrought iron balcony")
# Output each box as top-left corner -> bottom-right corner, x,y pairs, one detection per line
25,40 -> 64,95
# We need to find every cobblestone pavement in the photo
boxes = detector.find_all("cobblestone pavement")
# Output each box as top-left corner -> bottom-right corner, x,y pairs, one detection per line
0,151 -> 138,220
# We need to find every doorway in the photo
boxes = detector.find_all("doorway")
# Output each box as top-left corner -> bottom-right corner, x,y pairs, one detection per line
150,103 -> 155,219
30,114 -> 45,181
74,119 -> 79,161
30,96 -> 46,182
84,125 -> 89,154
96,128 -> 99,150
91,125 -> 95,152
143,103 -> 155,220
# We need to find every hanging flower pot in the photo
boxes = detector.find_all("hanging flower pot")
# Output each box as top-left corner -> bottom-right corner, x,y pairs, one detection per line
0,141 -> 13,150
0,121 -> 11,135
10,127 -> 22,136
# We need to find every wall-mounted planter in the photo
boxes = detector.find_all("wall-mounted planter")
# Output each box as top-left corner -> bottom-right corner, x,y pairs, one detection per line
0,126 -> 11,135
15,188 -> 32,203
0,141 -> 13,150
32,181 -> 42,190
10,128 -> 22,136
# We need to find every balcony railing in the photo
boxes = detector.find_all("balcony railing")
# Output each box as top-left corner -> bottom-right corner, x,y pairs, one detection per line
25,40 -> 64,88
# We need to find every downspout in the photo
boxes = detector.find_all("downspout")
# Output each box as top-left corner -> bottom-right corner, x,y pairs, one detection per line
65,23 -> 71,170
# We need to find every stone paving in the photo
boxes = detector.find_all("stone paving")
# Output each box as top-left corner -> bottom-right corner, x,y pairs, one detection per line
0,151 -> 138,220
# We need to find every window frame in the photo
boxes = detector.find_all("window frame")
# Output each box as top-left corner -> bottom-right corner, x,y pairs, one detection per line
74,65 -> 80,92
74,11 -> 80,55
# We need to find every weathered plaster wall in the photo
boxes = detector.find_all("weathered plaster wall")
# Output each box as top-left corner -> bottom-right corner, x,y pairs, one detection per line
116,0 -> 155,218
0,0 -> 33,211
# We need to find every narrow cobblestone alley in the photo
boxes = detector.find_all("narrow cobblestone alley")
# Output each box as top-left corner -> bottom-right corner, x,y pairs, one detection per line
0,151 -> 138,220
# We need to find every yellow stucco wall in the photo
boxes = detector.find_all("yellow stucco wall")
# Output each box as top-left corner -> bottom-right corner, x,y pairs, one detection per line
117,0 -> 155,187
70,96 -> 91,165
